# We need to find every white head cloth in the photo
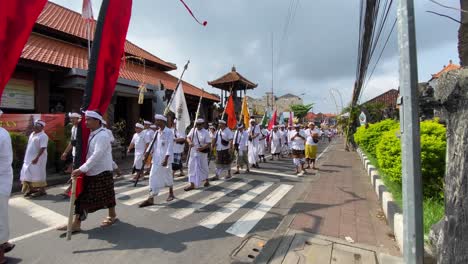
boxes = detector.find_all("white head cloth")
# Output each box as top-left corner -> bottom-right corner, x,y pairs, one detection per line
69,112 -> 81,118
218,120 -> 226,124
196,118 -> 205,124
249,118 -> 255,123
135,123 -> 144,129
85,110 -> 104,122
154,114 -> 167,122
34,119 -> 46,127
143,120 -> 152,125
150,125 -> 157,129
0,109 -> 3,116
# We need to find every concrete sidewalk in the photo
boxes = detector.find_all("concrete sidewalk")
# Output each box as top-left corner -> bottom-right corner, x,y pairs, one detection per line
255,138 -> 402,264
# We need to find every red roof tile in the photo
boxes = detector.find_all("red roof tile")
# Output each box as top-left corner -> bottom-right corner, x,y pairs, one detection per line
431,60 -> 461,79
36,2 -> 177,71
22,33 -> 218,101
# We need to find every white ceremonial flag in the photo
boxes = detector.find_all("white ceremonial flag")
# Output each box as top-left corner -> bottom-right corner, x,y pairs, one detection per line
169,83 -> 191,133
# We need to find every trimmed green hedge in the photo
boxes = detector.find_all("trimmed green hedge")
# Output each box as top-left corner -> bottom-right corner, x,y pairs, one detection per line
357,119 -> 446,200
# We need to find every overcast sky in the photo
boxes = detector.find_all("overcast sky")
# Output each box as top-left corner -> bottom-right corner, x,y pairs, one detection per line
51,0 -> 460,113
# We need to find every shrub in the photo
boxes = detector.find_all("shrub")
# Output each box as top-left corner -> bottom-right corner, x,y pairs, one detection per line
9,132 -> 28,171
376,119 -> 446,199
354,119 -> 399,157
47,140 -> 56,169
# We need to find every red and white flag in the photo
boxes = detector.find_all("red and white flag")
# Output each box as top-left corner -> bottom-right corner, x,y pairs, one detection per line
82,0 -> 94,20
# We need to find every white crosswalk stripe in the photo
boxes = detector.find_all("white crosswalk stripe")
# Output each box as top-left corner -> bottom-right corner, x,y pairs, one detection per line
9,197 -> 67,227
226,184 -> 293,238
121,182 -> 187,206
199,182 -> 273,229
170,180 -> 251,219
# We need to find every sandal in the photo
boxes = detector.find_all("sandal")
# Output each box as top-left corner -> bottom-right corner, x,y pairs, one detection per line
30,191 -> 47,198
204,181 -> 210,187
166,196 -> 175,202
2,242 -> 15,253
100,217 -> 118,227
184,185 -> 195,192
56,224 -> 81,232
138,199 -> 154,208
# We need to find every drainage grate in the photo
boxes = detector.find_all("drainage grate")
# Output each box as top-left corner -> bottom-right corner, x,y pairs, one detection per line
231,235 -> 267,263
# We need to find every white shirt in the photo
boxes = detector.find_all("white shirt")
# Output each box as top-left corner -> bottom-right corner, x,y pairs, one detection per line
289,129 -> 307,150
280,129 -> 288,144
71,125 -> 77,157
79,128 -> 113,176
172,128 -> 186,154
151,126 -> 174,165
259,128 -> 268,141
102,126 -> 115,143
215,128 -> 234,151
247,125 -> 261,144
305,128 -> 321,145
0,128 -> 13,196
144,129 -> 155,144
130,132 -> 147,156
233,130 -> 249,151
188,128 -> 211,157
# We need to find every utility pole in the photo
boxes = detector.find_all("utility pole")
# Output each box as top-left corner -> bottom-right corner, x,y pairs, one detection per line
271,32 -> 274,113
396,0 -> 424,263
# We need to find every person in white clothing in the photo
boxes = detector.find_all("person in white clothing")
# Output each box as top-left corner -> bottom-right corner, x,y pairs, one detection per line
57,110 -> 117,231
213,120 -> 234,180
171,119 -> 186,177
305,122 -> 321,169
139,114 -> 175,207
60,112 -> 81,197
127,123 -> 147,175
0,109 -> 15,262
208,124 -> 216,140
270,125 -> 282,160
102,120 -> 122,178
233,123 -> 249,174
257,125 -> 268,163
289,124 -> 307,175
279,125 -> 289,157
185,118 -> 211,191
20,119 -> 49,198
247,119 -> 261,168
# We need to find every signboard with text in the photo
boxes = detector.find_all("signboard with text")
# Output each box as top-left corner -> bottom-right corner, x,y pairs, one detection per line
0,78 -> 35,110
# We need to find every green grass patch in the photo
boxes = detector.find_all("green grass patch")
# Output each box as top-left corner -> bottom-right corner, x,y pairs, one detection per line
362,150 -> 444,237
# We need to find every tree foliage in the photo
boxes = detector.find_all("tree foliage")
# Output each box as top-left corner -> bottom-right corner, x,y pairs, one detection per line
290,103 -> 313,119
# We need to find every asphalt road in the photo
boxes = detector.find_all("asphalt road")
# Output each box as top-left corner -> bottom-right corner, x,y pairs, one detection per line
7,140 -> 331,264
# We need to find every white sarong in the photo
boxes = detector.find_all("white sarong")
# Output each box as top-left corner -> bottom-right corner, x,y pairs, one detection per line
149,164 -> 173,196
248,140 -> 259,164
258,139 -> 266,155
187,151 -> 209,187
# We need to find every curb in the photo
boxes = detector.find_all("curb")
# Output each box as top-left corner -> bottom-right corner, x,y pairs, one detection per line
356,148 -> 404,251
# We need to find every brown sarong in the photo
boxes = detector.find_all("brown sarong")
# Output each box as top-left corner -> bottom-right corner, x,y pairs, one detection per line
216,149 -> 232,166
75,171 -> 116,221
291,149 -> 305,159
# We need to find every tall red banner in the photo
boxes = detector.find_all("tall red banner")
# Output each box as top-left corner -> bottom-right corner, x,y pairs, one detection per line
0,0 -> 47,103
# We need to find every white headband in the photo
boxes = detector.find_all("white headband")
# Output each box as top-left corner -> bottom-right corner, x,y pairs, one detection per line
196,118 -> 205,124
135,123 -> 144,129
150,124 -> 157,128
218,120 -> 226,124
0,109 -> 3,116
143,120 -> 152,125
154,114 -> 167,122
69,112 -> 81,118
84,110 -> 104,122
34,119 -> 45,127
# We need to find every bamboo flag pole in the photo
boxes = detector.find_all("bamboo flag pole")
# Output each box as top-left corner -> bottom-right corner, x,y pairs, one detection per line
66,177 -> 77,240
185,89 -> 205,166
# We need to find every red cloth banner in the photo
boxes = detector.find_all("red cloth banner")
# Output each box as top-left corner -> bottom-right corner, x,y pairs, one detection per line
0,0 -> 47,104
0,113 -> 65,140
268,110 -> 277,130
225,94 -> 237,129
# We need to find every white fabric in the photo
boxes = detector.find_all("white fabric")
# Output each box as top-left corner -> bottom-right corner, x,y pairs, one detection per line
218,120 -> 226,124
104,127 -> 115,143
69,112 -> 81,118
144,129 -> 155,144
289,130 -> 307,150
247,125 -> 260,164
0,195 -> 9,244
34,120 -> 45,127
102,120 -> 107,126
131,132 -> 147,170
154,114 -> 167,122
169,82 -> 191,133
149,126 -> 174,196
150,125 -> 157,129
149,165 -> 173,197
71,125 -> 77,157
135,123 -> 144,129
84,110 -> 103,122
270,130 -> 282,154
20,131 -> 48,183
293,158 -> 305,166
196,118 -> 205,124
0,128 -> 13,196
143,120 -> 152,125
172,128 -> 186,154
215,128 -> 234,150
305,128 -> 321,145
233,130 -> 248,152
187,128 -> 210,187
257,128 -> 268,155
78,128 -> 113,176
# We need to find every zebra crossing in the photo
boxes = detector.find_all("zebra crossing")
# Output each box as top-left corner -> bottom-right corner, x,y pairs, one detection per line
9,172 -> 293,242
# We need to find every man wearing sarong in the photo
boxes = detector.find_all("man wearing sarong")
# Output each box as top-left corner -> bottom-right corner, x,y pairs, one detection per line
139,114 -> 175,207
213,120 -> 234,180
0,110 -> 15,262
247,119 -> 261,168
127,123 -> 147,175
233,123 -> 249,174
58,110 -> 117,231
60,112 -> 81,197
270,125 -> 282,160
20,120 -> 49,198
289,124 -> 307,176
185,118 -> 211,191
257,125 -> 268,163
305,122 -> 321,169
143,120 -> 155,175
171,119 -> 186,178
